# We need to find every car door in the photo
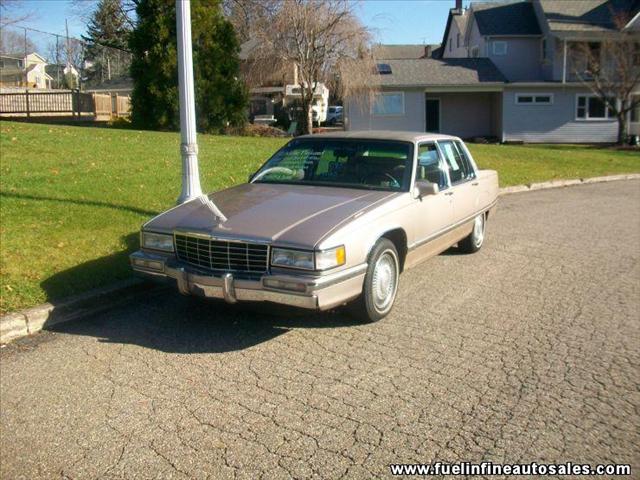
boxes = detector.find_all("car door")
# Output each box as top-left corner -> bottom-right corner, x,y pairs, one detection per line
410,142 -> 454,247
437,140 -> 480,223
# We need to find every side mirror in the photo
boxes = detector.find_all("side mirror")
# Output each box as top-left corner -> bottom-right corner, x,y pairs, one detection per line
414,180 -> 439,198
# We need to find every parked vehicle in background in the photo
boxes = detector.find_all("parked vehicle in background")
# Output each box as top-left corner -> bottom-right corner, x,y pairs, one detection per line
131,131 -> 499,323
326,106 -> 343,125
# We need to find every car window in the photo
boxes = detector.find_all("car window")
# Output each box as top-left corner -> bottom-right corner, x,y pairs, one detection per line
438,140 -> 474,184
416,143 -> 447,189
253,139 -> 414,191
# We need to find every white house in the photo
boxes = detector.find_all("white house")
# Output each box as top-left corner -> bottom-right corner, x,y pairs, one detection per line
0,52 -> 53,89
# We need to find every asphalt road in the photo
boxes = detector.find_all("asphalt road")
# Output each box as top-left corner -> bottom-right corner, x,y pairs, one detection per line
1,181 -> 639,480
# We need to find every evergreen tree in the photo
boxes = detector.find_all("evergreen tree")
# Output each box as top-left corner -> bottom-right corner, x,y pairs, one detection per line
82,0 -> 131,84
129,0 -> 247,133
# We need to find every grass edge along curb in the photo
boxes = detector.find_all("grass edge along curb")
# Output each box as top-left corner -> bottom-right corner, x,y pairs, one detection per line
0,278 -> 163,344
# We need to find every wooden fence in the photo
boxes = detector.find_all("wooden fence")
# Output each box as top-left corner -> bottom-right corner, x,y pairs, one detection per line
0,89 -> 131,120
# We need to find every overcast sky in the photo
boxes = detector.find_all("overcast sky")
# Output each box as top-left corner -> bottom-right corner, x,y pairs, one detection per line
6,0 -> 474,46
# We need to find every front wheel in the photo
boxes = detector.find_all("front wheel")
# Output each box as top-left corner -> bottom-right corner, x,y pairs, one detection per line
348,238 -> 400,323
458,213 -> 486,253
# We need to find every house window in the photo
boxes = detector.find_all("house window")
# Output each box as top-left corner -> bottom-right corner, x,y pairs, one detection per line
541,38 -> 547,61
516,93 -> 553,105
372,92 -> 404,116
576,94 -> 615,120
456,33 -> 460,49
470,46 -> 479,57
492,41 -> 507,56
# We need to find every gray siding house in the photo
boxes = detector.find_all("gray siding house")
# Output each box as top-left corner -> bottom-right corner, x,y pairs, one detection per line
346,0 -> 640,143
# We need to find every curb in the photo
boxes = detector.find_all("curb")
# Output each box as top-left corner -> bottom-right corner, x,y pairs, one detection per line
0,278 -> 162,344
499,173 -> 640,195
1,173 -> 639,344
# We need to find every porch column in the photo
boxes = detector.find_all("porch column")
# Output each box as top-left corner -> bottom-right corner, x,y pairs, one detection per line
176,0 -> 203,204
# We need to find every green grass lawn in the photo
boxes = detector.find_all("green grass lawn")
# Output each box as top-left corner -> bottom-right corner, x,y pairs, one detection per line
1,120 -> 638,313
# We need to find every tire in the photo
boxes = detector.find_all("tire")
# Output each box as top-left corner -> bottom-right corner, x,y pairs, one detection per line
348,238 -> 400,323
458,213 -> 486,253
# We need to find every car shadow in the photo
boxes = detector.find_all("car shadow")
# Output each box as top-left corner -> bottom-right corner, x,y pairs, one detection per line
439,245 -> 466,256
39,232 -> 141,303
46,291 -> 360,354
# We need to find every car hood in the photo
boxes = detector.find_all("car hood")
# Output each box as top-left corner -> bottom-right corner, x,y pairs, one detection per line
144,183 -> 396,248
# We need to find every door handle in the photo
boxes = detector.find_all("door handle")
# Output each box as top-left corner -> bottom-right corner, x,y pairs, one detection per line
471,182 -> 479,186
444,191 -> 454,196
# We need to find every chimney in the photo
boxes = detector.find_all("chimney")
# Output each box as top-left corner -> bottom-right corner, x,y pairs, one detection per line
455,0 -> 462,10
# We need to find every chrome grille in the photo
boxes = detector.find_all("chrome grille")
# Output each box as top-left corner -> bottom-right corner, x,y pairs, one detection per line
174,233 -> 269,274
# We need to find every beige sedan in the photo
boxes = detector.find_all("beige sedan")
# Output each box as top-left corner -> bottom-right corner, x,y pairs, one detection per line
131,131 -> 499,322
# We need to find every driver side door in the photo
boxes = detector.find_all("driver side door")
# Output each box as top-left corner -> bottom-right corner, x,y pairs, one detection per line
408,142 -> 454,265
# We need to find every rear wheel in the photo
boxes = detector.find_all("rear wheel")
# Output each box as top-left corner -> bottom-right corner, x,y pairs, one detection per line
348,238 -> 399,323
458,213 -> 486,253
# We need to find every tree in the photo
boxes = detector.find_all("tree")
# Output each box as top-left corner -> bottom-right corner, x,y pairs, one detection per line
249,0 -> 375,134
81,0 -> 132,84
0,0 -> 34,25
129,0 -> 247,133
574,13 -> 640,144
221,0 -> 279,43
0,28 -> 36,55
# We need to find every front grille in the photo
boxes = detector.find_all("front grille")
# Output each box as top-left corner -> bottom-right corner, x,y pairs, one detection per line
174,233 -> 269,275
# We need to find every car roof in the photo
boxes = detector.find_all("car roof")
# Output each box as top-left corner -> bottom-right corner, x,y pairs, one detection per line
296,130 -> 460,143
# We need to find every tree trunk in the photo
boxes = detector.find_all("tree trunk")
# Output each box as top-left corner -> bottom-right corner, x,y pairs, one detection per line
306,104 -> 314,135
617,113 -> 627,145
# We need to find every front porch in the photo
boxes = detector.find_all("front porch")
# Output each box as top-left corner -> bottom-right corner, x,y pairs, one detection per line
424,91 -> 503,140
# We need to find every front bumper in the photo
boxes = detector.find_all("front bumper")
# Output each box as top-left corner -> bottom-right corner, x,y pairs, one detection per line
130,250 -> 366,310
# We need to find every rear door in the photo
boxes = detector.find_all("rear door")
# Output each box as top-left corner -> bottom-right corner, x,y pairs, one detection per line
437,140 -> 480,222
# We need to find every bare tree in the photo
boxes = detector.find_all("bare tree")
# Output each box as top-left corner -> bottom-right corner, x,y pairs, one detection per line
0,0 -> 34,26
222,0 -> 279,43
0,28 -> 35,54
250,0 -> 375,134
574,13 -> 640,144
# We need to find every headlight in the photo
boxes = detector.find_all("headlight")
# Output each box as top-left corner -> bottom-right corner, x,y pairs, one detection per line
142,231 -> 174,252
315,245 -> 346,270
271,248 -> 314,270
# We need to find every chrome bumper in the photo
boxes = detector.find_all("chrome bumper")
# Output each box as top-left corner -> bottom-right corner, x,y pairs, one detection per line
130,250 -> 366,310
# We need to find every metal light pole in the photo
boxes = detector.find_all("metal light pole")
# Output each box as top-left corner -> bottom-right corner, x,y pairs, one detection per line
176,0 -> 202,204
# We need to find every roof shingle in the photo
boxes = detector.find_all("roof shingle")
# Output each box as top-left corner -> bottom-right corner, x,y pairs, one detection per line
372,44 -> 435,60
371,58 -> 507,87
472,1 -> 542,36
539,0 -> 640,32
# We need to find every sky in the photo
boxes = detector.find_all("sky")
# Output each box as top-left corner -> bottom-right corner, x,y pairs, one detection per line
4,0 -> 474,46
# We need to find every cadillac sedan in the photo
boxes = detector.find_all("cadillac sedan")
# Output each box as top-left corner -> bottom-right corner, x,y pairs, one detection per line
130,131 -> 499,322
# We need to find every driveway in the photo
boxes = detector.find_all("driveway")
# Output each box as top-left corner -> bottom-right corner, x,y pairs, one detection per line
1,180 -> 639,479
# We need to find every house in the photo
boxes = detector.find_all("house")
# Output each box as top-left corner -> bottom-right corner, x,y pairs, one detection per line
0,53 -> 53,89
346,0 -> 640,142
45,63 -> 80,89
239,39 -> 330,125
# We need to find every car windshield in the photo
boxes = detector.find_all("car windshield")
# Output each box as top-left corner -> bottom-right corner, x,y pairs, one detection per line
253,139 -> 414,191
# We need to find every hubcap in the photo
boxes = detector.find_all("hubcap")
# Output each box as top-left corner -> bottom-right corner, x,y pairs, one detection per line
473,214 -> 485,247
371,251 -> 398,312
